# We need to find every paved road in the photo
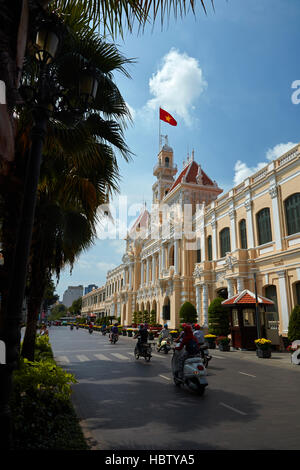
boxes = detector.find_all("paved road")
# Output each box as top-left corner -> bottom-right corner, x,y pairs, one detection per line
49,326 -> 300,450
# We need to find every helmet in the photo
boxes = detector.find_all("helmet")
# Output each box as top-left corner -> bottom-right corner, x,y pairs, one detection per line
194,324 -> 200,330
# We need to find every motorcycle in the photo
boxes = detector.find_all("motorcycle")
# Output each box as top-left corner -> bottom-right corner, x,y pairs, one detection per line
101,328 -> 107,336
88,327 -> 93,334
157,337 -> 172,354
70,324 -> 74,330
76,324 -> 79,330
110,333 -> 118,344
171,347 -> 208,396
134,342 -> 152,362
199,344 -> 212,368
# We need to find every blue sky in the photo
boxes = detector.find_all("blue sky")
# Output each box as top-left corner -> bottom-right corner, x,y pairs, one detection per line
55,0 -> 300,300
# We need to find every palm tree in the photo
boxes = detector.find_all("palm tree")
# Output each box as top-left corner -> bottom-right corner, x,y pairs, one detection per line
19,11 -> 133,361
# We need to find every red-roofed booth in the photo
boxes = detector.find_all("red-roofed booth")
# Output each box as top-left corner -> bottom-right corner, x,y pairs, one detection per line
222,290 -> 276,350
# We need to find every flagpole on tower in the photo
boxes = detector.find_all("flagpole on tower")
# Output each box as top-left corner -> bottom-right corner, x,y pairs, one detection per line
159,107 -> 161,153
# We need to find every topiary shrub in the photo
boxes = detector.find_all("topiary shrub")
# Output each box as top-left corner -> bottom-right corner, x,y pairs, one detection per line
179,301 -> 197,324
288,305 -> 300,342
150,310 -> 156,325
208,297 -> 230,336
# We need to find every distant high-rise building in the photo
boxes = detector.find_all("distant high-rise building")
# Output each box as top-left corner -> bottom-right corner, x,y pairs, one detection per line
84,284 -> 98,295
62,285 -> 83,308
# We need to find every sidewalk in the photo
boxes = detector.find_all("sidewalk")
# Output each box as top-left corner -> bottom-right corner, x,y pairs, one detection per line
210,347 -> 300,371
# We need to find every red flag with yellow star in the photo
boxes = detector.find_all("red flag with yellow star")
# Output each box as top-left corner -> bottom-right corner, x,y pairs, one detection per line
159,108 -> 177,126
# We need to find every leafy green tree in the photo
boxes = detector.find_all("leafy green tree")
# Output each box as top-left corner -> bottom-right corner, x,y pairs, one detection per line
49,304 -> 67,321
288,305 -> 300,343
179,302 -> 197,324
208,297 -> 230,336
69,298 -> 82,316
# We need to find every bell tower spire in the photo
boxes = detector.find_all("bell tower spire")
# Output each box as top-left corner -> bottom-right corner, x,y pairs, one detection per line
152,136 -> 177,203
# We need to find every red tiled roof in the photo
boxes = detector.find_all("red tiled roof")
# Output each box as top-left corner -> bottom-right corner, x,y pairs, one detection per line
222,290 -> 274,305
129,209 -> 149,236
169,161 -> 214,192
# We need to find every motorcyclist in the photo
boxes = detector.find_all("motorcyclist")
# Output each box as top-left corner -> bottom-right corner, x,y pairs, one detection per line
158,324 -> 172,348
174,325 -> 200,379
134,324 -> 149,355
193,324 -> 205,345
88,322 -> 93,333
101,324 -> 107,334
110,323 -> 119,341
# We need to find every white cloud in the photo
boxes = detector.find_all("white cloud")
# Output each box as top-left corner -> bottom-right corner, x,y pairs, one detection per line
145,48 -> 207,126
233,141 -> 297,186
233,160 -> 266,186
265,142 -> 297,161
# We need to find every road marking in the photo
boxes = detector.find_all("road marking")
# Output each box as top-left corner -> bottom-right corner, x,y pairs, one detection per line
211,355 -> 225,360
111,353 -> 129,360
219,402 -> 247,416
151,353 -> 168,358
56,355 -> 70,364
159,374 -> 171,381
77,355 -> 90,362
94,354 -> 112,361
239,371 -> 256,378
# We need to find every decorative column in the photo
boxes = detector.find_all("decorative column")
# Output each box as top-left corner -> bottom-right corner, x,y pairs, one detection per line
269,185 -> 282,250
229,208 -> 237,252
227,278 -> 234,298
277,270 -> 289,334
129,263 -> 133,290
195,284 -> 201,323
174,240 -> 179,274
211,216 -> 217,260
237,277 -> 244,293
146,258 -> 150,286
245,197 -> 255,248
202,283 -> 209,327
152,256 -> 156,284
141,261 -> 144,287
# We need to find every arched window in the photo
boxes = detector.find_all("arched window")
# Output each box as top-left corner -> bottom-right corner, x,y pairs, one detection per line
165,157 -> 169,167
239,219 -> 247,249
264,285 -> 279,320
220,227 -> 231,258
256,208 -> 272,245
207,235 -> 212,261
285,193 -> 300,235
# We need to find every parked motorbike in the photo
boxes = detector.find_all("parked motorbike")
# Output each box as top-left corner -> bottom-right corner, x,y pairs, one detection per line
157,337 -> 172,354
134,342 -> 152,362
110,333 -> 118,344
171,347 -> 208,396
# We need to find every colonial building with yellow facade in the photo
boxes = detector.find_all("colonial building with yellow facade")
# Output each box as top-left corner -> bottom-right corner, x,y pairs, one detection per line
81,140 -> 300,343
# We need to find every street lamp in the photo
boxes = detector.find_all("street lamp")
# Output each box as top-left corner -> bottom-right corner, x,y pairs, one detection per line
35,24 -> 60,64
79,69 -> 99,106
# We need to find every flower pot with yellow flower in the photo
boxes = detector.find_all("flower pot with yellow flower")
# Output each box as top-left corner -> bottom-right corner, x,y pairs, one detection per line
255,338 -> 272,358
205,334 -> 217,349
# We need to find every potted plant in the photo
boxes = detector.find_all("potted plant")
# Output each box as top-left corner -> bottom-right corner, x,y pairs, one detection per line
255,338 -> 272,358
170,330 -> 179,339
205,334 -> 217,349
217,336 -> 231,351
